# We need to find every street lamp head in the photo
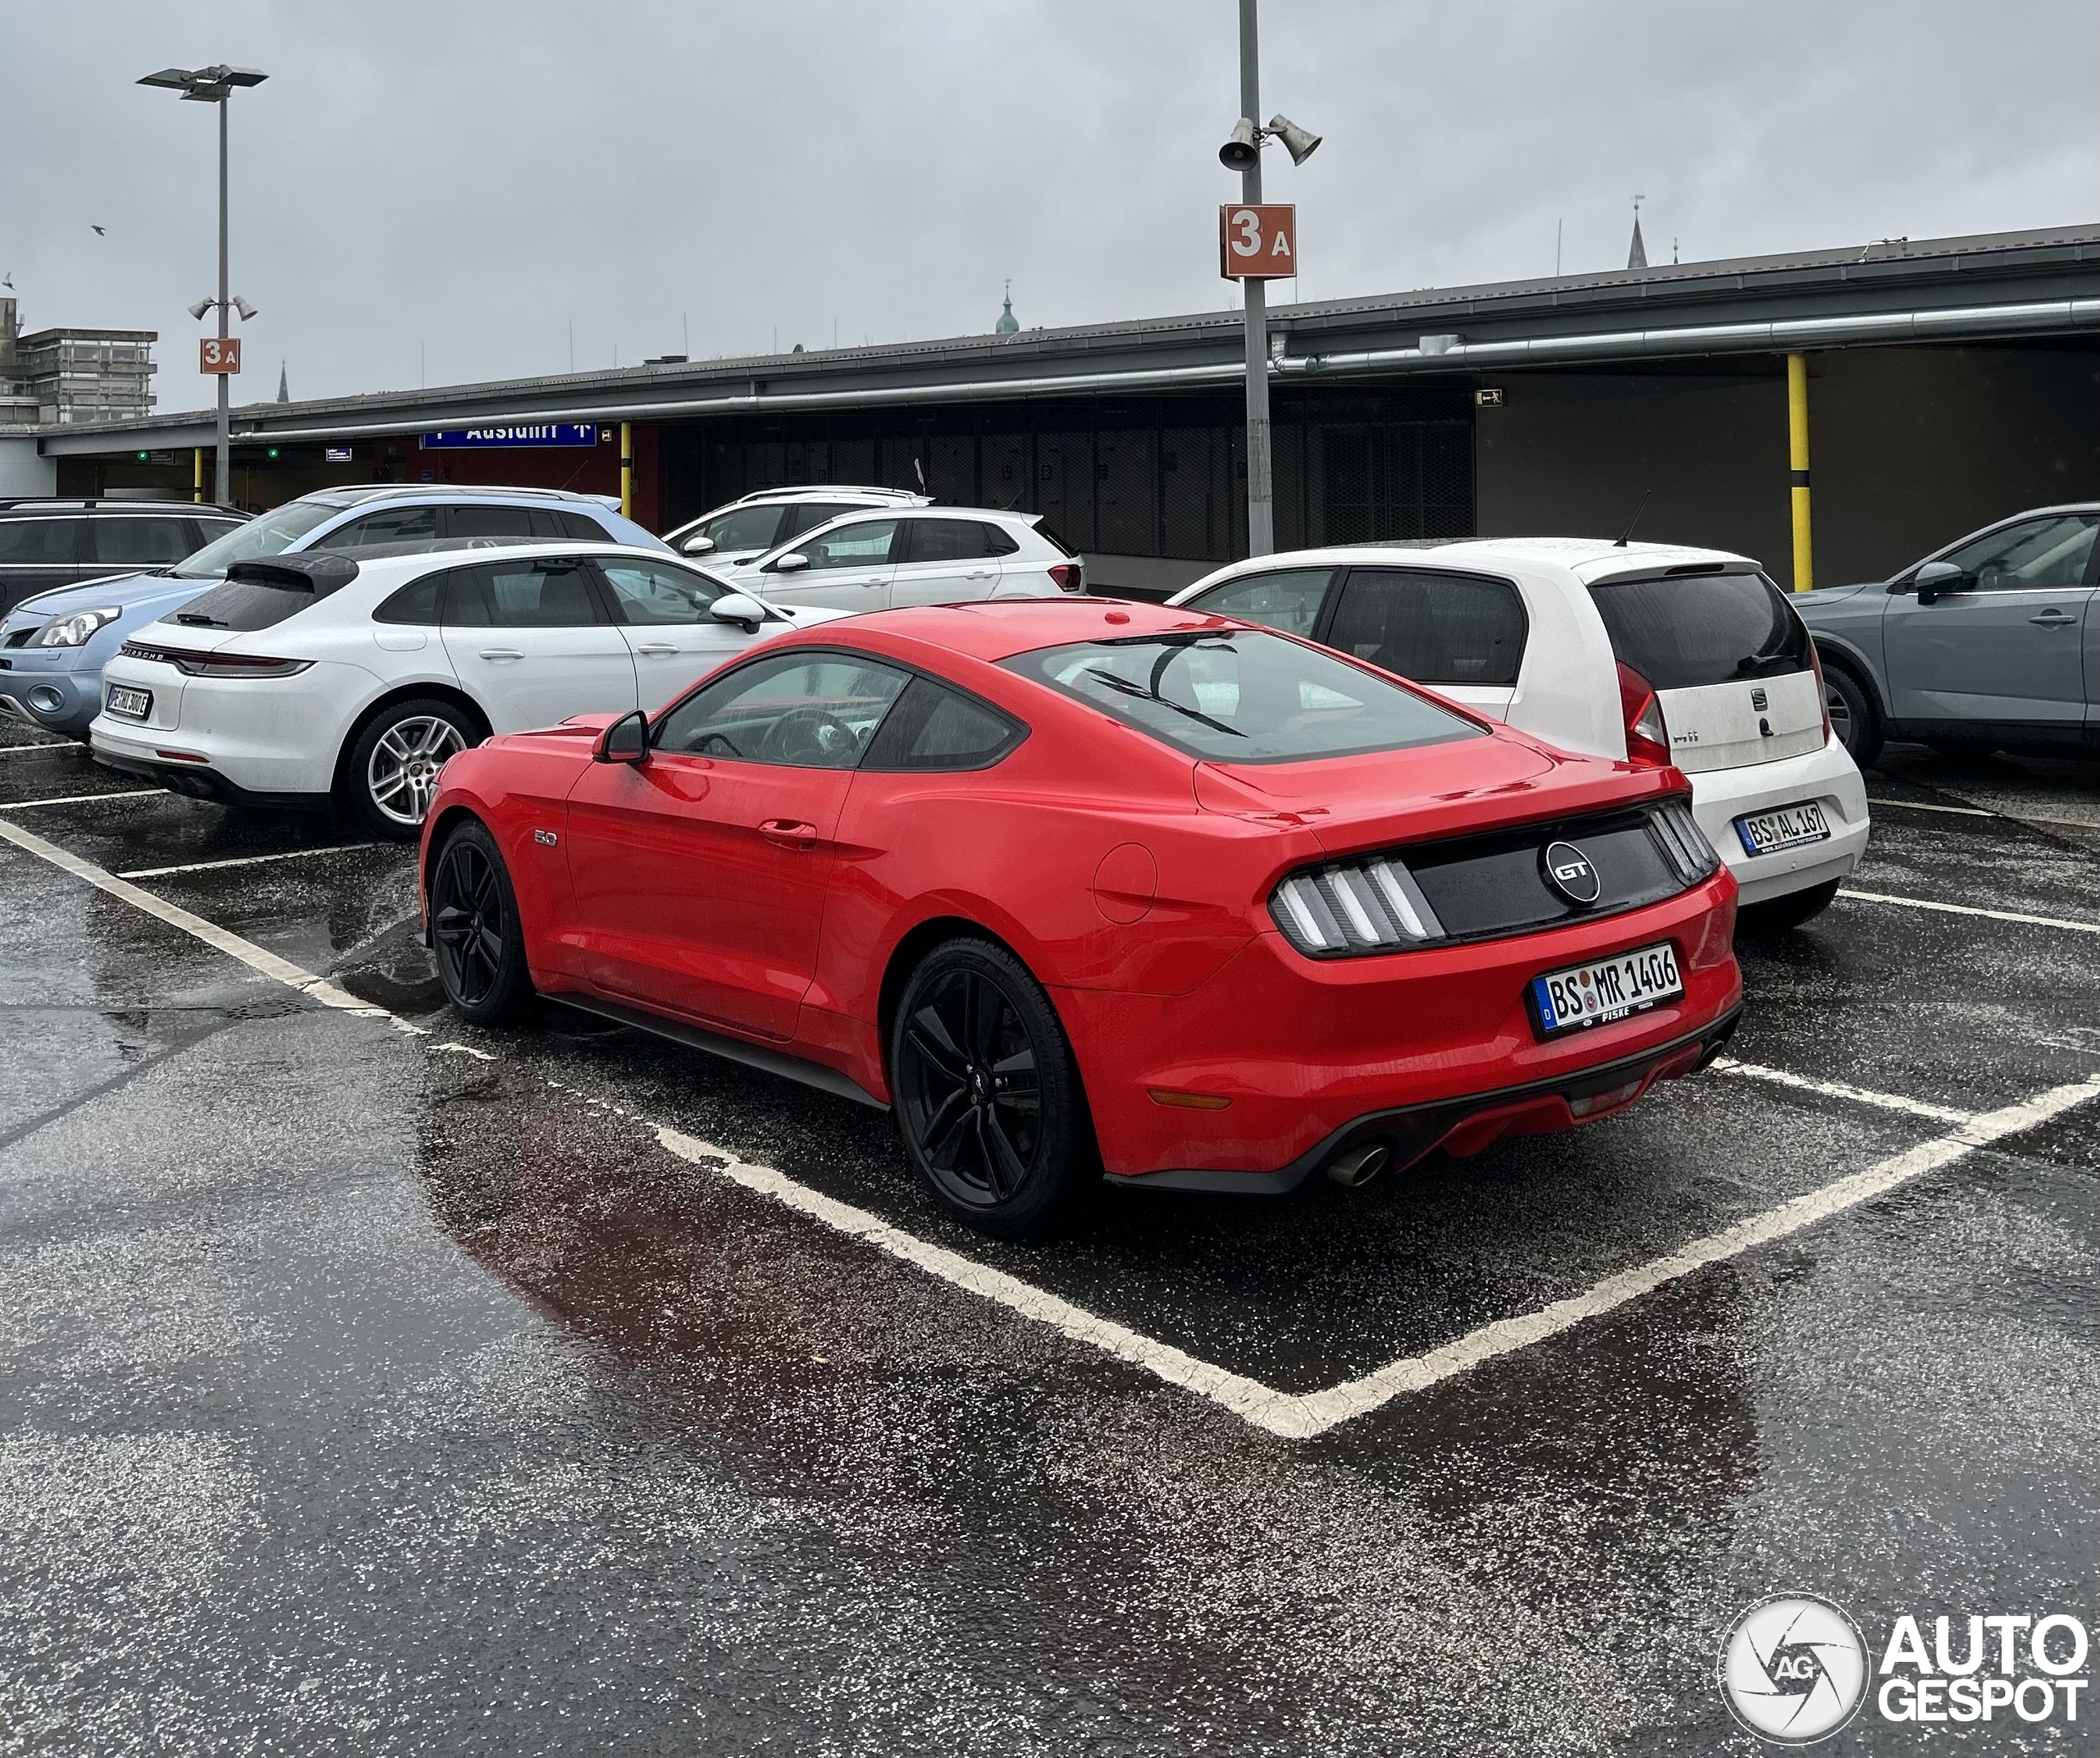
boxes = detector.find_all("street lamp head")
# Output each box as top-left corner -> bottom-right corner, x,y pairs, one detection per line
188,298 -> 215,321
137,64 -> 267,102
1267,113 -> 1322,167
1218,117 -> 1261,172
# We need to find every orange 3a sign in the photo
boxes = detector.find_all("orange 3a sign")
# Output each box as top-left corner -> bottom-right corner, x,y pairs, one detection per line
1218,204 -> 1297,280
199,337 -> 242,375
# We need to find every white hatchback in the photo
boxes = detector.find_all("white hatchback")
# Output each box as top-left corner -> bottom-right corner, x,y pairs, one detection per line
725,506 -> 1085,612
88,541 -> 847,840
1171,538 -> 1869,929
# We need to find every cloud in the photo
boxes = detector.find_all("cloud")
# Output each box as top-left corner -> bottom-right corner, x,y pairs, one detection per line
2,0 -> 2092,411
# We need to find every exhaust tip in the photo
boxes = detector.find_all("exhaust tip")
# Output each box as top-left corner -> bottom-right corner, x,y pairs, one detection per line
1326,1143 -> 1389,1189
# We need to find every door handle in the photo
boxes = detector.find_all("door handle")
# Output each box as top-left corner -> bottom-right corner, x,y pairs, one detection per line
478,648 -> 524,660
759,818 -> 819,851
965,569 -> 997,581
2029,610 -> 2079,626
634,642 -> 680,655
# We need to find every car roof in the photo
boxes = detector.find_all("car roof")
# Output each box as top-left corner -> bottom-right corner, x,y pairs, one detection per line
0,498 -> 245,516
299,484 -> 615,509
1189,536 -> 1763,590
803,597 -> 1234,666
731,484 -> 927,505
331,539 -> 683,581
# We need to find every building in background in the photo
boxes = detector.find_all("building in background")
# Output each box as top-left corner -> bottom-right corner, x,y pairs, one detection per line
0,299 -> 158,427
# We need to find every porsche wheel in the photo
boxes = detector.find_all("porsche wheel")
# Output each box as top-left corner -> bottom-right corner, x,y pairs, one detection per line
430,820 -> 532,1025
891,938 -> 1092,1238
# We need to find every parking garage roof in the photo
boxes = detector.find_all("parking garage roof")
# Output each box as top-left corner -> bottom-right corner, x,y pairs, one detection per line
38,222 -> 2100,456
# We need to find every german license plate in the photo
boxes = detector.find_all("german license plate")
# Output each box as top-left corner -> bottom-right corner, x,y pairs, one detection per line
1530,941 -> 1683,1038
106,683 -> 152,720
1733,800 -> 1830,857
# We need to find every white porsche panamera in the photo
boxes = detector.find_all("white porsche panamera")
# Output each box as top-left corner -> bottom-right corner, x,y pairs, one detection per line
88,541 -> 847,838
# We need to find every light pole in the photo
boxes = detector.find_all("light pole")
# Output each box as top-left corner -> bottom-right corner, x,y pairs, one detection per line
1218,3 -> 1317,557
138,63 -> 267,505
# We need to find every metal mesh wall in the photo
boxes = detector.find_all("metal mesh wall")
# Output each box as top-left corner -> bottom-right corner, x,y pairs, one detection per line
660,387 -> 1474,558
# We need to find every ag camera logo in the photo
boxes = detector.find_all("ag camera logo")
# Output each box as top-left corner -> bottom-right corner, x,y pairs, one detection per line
1718,1594 -> 1869,1744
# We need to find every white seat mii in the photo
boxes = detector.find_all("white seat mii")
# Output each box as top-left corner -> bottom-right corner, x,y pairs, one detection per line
1171,537 -> 1869,929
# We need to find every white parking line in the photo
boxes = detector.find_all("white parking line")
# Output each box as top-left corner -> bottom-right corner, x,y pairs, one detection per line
4,811 -> 2095,1441
117,845 -> 381,879
0,743 -> 81,759
1712,1057 -> 1974,1125
1838,888 -> 2100,935
0,788 -> 164,811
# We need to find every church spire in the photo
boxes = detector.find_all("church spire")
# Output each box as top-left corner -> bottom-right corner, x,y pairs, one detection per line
1627,195 -> 1648,272
994,277 -> 1019,335
276,359 -> 290,403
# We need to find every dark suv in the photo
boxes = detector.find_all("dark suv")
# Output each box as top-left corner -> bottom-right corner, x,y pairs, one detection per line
0,499 -> 249,614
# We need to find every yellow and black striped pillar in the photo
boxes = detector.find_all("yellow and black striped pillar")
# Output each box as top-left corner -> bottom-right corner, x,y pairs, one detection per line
619,422 -> 633,521
1787,353 -> 1814,592
193,447 -> 206,505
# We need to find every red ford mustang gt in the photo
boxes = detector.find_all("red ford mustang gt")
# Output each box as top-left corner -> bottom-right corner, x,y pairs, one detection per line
419,598 -> 1742,1235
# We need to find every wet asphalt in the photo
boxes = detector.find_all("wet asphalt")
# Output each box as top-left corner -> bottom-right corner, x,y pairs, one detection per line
0,728 -> 2096,1756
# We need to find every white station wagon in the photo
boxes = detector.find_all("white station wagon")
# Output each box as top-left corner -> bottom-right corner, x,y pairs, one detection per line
1171,538 -> 1869,929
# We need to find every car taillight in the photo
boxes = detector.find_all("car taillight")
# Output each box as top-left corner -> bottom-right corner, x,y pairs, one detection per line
1648,797 -> 1723,885
1806,642 -> 1833,743
177,652 -> 313,678
1271,856 -> 1447,957
1048,563 -> 1082,592
1616,662 -> 1671,766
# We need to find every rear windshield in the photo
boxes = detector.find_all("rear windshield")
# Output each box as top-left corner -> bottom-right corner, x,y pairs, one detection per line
1590,570 -> 1810,690
167,580 -> 318,632
1001,628 -> 1481,764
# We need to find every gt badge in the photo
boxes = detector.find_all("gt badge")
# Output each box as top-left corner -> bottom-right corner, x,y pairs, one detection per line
1541,839 -> 1602,906
533,828 -> 559,847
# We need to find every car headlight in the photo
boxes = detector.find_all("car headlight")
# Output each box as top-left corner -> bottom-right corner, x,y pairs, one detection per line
31,608 -> 122,648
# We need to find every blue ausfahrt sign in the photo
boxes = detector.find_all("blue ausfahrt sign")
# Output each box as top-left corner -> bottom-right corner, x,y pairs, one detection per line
420,424 -> 598,450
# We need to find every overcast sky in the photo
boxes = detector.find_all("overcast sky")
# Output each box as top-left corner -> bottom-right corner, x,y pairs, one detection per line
4,1 -> 2093,414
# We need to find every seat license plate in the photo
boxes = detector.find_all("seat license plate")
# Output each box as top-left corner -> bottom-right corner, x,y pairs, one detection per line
1530,941 -> 1683,1038
1733,800 -> 1830,857
106,683 -> 152,720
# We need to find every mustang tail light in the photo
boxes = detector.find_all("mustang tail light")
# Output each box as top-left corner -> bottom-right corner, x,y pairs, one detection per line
1048,563 -> 1083,592
1616,661 -> 1671,766
1646,797 -> 1723,886
121,640 -> 312,679
1271,856 -> 1448,957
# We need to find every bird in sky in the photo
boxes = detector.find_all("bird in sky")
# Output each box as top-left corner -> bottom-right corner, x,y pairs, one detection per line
90,225 -> 106,237
1,274 -> 13,290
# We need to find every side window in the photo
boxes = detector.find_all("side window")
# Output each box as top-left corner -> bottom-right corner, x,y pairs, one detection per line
445,504 -> 540,541
778,501 -> 856,541
187,518 -> 246,553
654,651 -> 911,767
1189,567 -> 1335,638
904,519 -> 993,564
91,516 -> 196,566
376,575 -> 444,625
596,559 -> 724,624
440,568 -> 493,627
555,510 -> 613,541
982,522 -> 1020,556
1326,569 -> 1527,687
1940,515 -> 2100,593
696,505 -> 788,553
0,519 -> 80,564
788,518 -> 899,570
476,557 -> 605,627
314,506 -> 442,552
862,677 -> 1025,771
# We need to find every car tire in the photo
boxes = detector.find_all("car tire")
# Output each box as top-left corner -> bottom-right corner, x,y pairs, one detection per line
889,937 -> 1094,1239
340,697 -> 478,842
428,818 -> 533,1025
1820,661 -> 1883,769
1736,877 -> 1842,936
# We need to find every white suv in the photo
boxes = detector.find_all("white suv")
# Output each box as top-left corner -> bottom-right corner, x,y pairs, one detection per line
664,486 -> 929,567
728,506 -> 1085,611
1171,538 -> 1869,930
89,542 -> 845,838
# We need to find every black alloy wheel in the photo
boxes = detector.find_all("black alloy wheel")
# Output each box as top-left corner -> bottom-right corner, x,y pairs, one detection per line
430,820 -> 532,1025
891,938 -> 1092,1238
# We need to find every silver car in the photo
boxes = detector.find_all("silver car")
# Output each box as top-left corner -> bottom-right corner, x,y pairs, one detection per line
1796,504 -> 2099,766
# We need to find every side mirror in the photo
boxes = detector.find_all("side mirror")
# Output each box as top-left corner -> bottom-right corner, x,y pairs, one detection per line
680,533 -> 715,555
709,591 -> 768,633
1913,559 -> 1963,605
768,551 -> 809,573
594,709 -> 649,765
